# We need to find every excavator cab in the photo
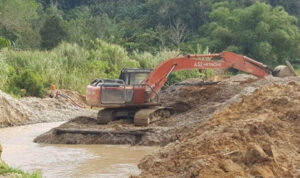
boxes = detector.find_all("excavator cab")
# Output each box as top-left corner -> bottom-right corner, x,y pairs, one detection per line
86,68 -> 152,106
118,68 -> 152,85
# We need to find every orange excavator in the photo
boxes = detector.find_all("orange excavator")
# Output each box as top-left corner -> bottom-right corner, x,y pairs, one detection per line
86,51 -> 292,126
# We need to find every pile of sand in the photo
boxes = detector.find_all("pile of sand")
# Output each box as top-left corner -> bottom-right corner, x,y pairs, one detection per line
59,89 -> 87,105
0,89 -> 96,128
0,90 -> 38,127
137,82 -> 300,177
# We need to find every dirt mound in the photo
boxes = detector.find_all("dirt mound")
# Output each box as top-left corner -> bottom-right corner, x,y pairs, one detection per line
0,90 -> 38,127
20,96 -> 95,123
136,82 -> 300,177
0,89 -> 96,127
58,89 -> 87,105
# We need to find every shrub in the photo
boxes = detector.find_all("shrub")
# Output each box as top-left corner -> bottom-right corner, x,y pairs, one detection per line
8,69 -> 44,97
0,36 -> 11,49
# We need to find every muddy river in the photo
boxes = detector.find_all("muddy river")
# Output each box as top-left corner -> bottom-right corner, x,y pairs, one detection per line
0,122 -> 156,178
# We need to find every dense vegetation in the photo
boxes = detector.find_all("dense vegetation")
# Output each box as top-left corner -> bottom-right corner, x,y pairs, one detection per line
0,0 -> 300,96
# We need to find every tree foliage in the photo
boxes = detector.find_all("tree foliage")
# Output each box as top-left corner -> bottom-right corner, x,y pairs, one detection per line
200,2 -> 300,65
40,15 -> 67,49
0,0 -> 41,48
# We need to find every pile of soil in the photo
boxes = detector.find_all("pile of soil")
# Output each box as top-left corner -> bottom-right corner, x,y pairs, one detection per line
136,82 -> 300,177
58,89 -> 87,105
0,89 -> 96,127
20,95 -> 95,123
0,90 -> 38,127
35,74 -> 299,146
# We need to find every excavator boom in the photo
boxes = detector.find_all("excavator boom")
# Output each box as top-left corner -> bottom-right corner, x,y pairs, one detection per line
144,51 -> 271,98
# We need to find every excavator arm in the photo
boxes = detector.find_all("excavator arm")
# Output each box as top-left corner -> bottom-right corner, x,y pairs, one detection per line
143,51 -> 271,98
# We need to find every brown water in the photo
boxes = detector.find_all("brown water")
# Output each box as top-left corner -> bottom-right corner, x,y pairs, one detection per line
0,122 -> 156,178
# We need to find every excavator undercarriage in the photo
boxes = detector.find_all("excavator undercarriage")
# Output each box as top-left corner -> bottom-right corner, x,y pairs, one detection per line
97,106 -> 174,126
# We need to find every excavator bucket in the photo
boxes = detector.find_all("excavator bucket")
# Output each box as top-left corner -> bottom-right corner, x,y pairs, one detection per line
272,61 -> 297,77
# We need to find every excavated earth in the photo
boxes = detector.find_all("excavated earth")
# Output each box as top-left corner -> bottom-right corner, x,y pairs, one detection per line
0,89 -> 96,127
135,81 -> 300,178
34,74 -> 300,148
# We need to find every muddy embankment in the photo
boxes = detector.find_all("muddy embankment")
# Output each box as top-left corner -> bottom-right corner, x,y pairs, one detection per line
35,75 -> 300,146
0,89 -> 97,128
136,81 -> 300,177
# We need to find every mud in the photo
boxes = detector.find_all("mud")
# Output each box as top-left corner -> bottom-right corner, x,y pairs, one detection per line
136,82 -> 300,177
34,116 -> 175,145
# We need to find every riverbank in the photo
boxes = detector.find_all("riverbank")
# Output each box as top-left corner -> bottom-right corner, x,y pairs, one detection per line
0,89 -> 97,128
0,143 -> 40,178
0,163 -> 41,178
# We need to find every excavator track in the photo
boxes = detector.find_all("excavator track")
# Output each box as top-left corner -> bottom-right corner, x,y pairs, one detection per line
134,107 -> 174,126
97,109 -> 115,124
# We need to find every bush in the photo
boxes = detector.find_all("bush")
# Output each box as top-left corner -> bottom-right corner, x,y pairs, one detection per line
8,69 -> 44,97
88,39 -> 140,77
0,56 -> 10,89
0,36 -> 11,49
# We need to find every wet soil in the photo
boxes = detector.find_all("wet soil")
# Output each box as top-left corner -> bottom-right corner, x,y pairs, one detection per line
136,81 -> 300,177
35,74 -> 300,146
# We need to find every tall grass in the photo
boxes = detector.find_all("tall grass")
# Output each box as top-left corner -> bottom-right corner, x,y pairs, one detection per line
0,40 -> 139,95
0,39 -> 213,96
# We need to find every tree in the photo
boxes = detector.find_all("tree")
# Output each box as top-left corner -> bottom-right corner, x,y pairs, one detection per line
40,15 -> 67,49
0,0 -> 41,48
262,0 -> 300,23
200,2 -> 300,66
169,19 -> 187,48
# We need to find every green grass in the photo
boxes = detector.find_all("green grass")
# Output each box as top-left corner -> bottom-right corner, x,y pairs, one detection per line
0,39 -> 212,97
0,163 -> 41,178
